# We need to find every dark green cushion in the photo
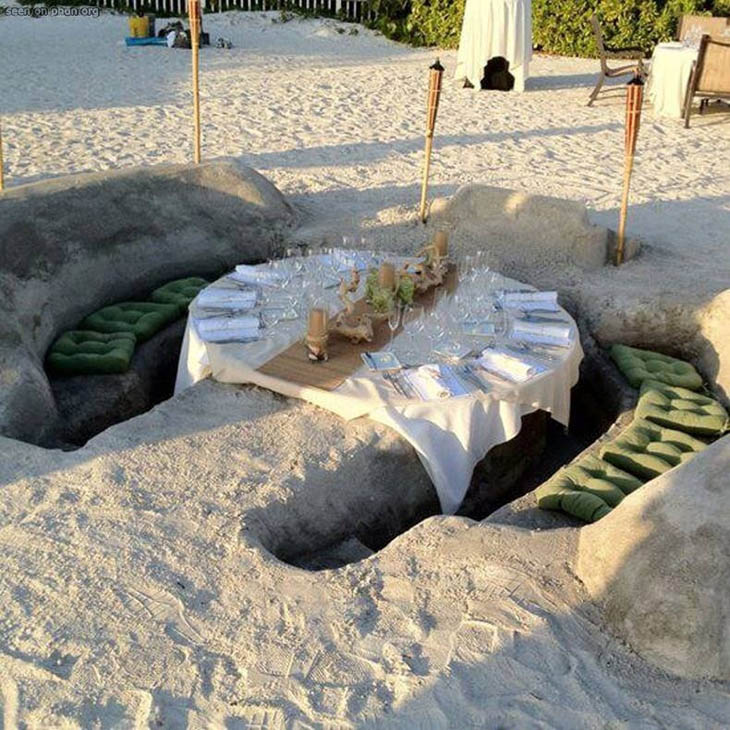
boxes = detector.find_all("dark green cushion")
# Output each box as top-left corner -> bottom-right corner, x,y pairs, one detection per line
610,344 -> 703,390
536,454 -> 643,522
600,418 -> 708,480
637,380 -> 728,437
80,302 -> 180,342
150,277 -> 209,315
47,330 -> 137,375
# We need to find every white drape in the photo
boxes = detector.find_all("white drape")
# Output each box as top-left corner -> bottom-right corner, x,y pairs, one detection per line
454,0 -> 533,92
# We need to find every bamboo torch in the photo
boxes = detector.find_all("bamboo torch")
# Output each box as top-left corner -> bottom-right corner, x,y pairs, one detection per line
419,58 -> 445,223
0,118 -> 5,191
616,75 -> 644,266
189,0 -> 202,164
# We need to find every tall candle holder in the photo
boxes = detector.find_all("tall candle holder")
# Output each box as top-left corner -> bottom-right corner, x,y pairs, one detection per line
306,307 -> 329,361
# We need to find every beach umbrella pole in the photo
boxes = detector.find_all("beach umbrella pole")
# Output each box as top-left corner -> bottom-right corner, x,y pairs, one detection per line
419,59 -> 444,223
189,0 -> 202,164
616,76 -> 644,266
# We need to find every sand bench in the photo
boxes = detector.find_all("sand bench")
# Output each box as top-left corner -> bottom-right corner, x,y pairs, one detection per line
0,160 -> 295,446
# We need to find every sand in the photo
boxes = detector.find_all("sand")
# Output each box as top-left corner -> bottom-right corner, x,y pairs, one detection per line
1,7 -> 730,728
1,381 -> 729,728
1,7 -> 728,270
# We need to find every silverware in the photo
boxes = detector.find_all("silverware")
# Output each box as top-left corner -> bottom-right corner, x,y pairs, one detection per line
383,372 -> 408,398
506,342 -> 558,362
456,365 -> 489,394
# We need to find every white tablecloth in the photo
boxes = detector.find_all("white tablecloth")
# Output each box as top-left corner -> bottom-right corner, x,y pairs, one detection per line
648,41 -> 698,118
454,0 -> 532,92
175,262 -> 583,514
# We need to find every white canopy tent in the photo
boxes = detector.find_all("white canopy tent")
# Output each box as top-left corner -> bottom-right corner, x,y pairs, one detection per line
454,0 -> 533,92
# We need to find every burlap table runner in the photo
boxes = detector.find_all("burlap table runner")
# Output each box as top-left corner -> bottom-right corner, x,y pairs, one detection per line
257,266 -> 456,391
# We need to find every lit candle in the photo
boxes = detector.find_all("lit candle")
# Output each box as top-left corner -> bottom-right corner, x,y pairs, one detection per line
378,262 -> 396,290
308,307 -> 327,337
433,231 -> 448,257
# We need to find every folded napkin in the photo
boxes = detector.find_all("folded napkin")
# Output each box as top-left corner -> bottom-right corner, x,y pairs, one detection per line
229,265 -> 283,287
196,287 -> 257,311
502,291 -> 559,311
405,365 -> 468,401
194,314 -> 260,343
478,348 -> 546,383
512,319 -> 572,341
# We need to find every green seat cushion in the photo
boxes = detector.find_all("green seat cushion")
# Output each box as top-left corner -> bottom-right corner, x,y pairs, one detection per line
536,454 -> 644,522
610,344 -> 703,390
538,486 -> 612,523
80,302 -> 180,342
150,277 -> 209,314
600,418 -> 708,480
47,330 -> 137,375
637,380 -> 728,437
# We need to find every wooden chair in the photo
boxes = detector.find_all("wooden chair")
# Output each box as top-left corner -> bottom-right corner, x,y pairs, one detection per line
678,15 -> 730,43
684,34 -> 730,128
588,14 -> 647,106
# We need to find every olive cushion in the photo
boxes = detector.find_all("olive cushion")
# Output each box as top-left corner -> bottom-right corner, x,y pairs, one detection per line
600,418 -> 708,481
610,344 -> 703,390
150,277 -> 209,315
47,330 -> 137,375
536,454 -> 644,522
637,380 -> 728,437
81,302 -> 180,342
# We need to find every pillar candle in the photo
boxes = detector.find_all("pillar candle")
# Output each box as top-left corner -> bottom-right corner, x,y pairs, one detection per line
433,231 -> 448,257
378,262 -> 396,290
308,307 -> 327,337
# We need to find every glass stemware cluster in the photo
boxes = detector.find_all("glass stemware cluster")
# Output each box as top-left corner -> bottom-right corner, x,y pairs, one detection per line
393,254 -> 509,367
254,243 -> 509,364
257,239 -> 379,331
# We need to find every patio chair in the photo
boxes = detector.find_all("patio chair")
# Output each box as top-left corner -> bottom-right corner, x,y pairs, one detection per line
678,14 -> 730,43
684,34 -> 730,128
588,14 -> 647,106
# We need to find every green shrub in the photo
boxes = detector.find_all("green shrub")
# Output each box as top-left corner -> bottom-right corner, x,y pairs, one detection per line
405,0 -> 465,49
369,0 -> 725,56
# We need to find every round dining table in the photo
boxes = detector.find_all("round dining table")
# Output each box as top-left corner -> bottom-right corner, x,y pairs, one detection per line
648,41 -> 698,119
174,250 -> 583,515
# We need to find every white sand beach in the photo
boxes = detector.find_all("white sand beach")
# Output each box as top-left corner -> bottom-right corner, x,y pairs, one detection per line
1,7 -> 730,729
1,8 -> 729,263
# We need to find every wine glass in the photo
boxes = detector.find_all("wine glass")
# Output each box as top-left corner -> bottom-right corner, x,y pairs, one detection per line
456,256 -> 473,281
387,303 -> 402,351
261,308 -> 280,332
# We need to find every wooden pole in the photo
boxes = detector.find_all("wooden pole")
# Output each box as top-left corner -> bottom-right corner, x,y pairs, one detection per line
419,58 -> 444,223
189,0 -> 202,164
0,118 -> 5,191
616,77 -> 644,266
419,134 -> 434,222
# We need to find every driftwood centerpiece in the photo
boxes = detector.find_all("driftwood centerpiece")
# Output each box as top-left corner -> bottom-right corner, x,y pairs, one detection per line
306,235 -> 451,360
332,269 -> 374,344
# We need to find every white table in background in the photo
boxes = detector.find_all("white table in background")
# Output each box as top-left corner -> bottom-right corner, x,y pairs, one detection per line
175,256 -> 583,514
648,41 -> 698,118
454,0 -> 532,92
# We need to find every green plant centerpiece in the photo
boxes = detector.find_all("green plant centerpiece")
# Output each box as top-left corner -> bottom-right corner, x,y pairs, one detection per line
365,269 -> 415,314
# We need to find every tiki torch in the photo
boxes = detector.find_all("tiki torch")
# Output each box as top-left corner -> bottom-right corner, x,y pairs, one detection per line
419,58 -> 445,223
616,75 -> 644,266
0,118 -> 5,191
189,0 -> 202,164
